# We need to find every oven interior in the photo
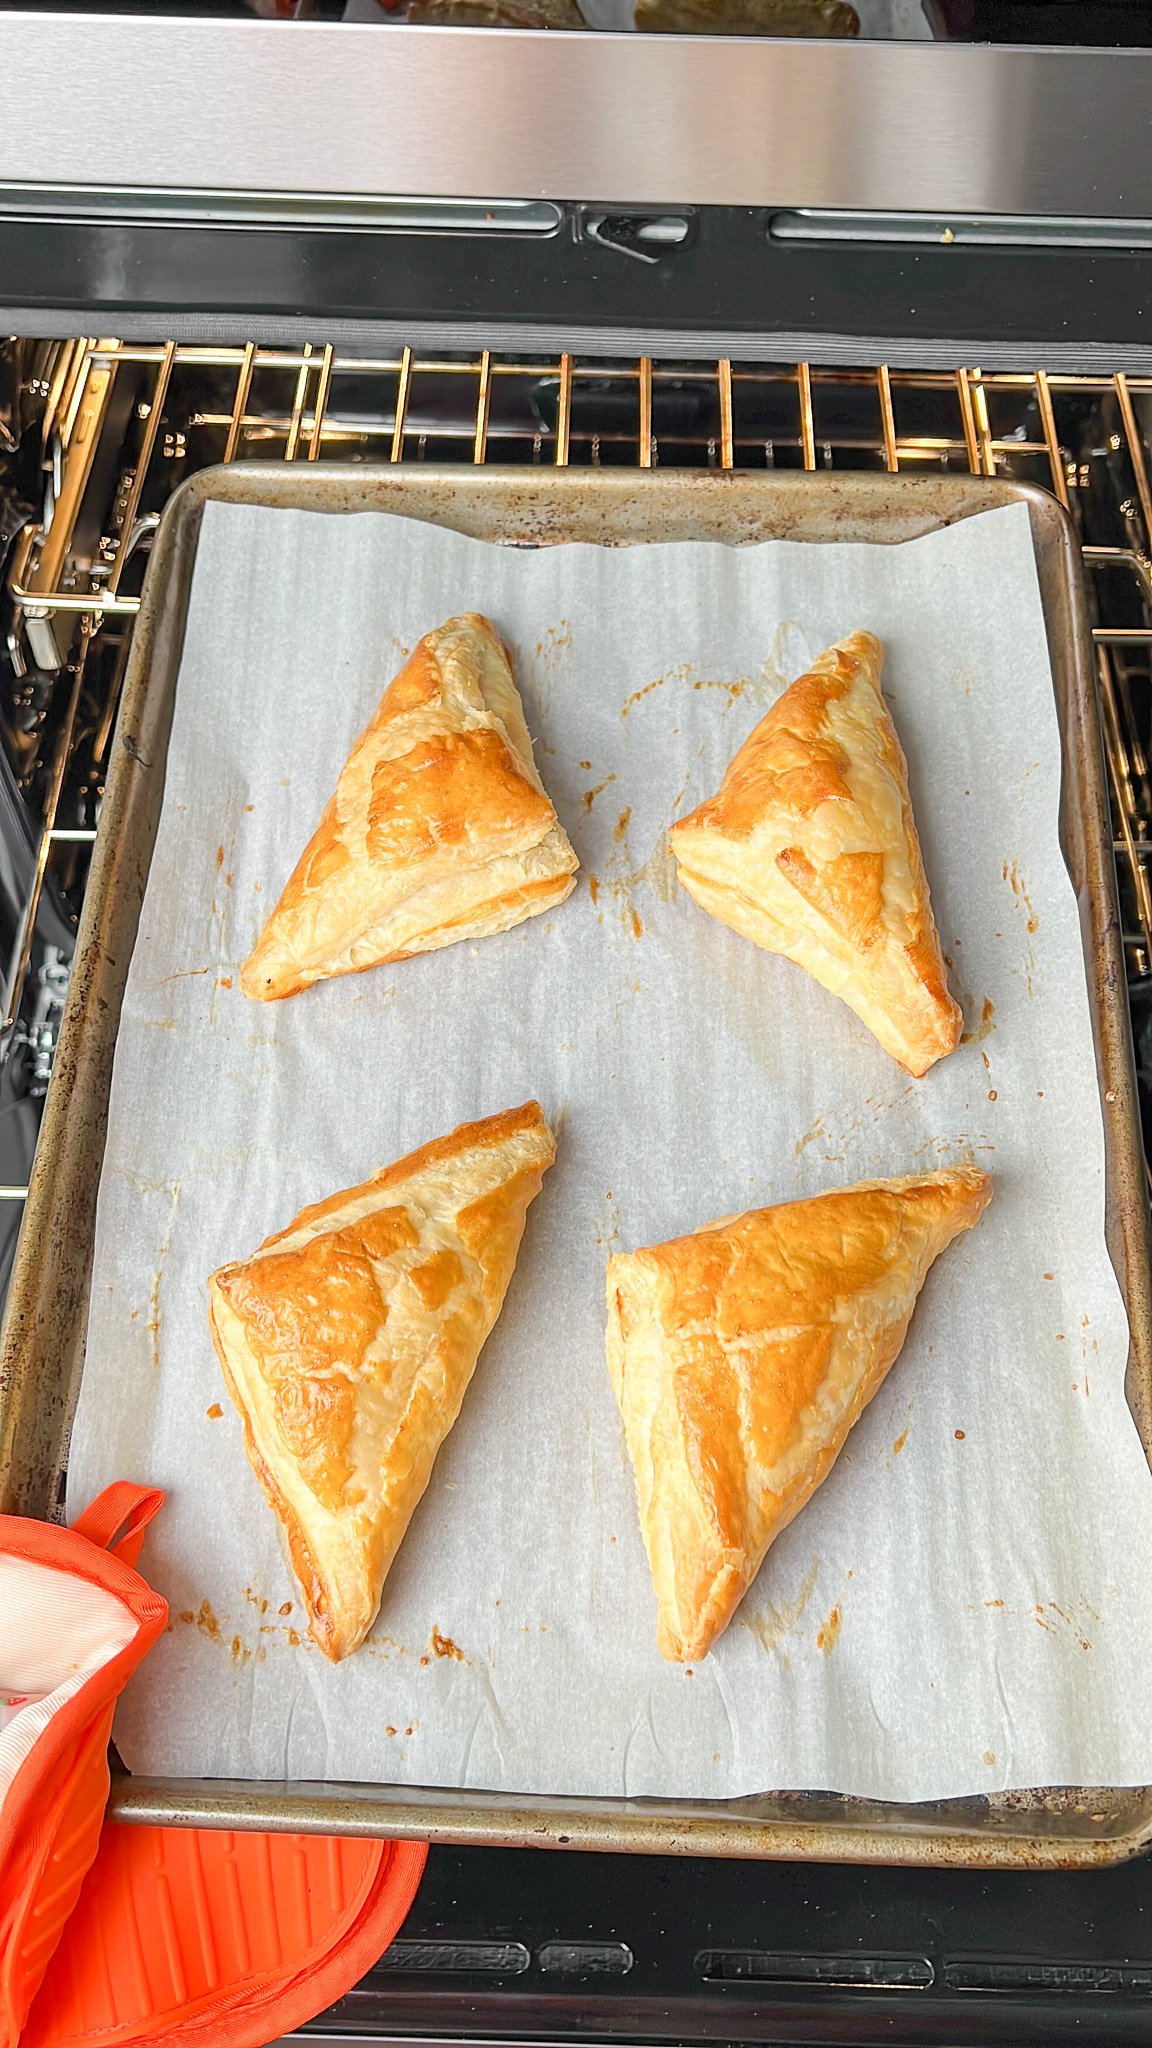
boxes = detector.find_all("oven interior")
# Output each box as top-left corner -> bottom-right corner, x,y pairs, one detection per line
4,342 -> 1151,1197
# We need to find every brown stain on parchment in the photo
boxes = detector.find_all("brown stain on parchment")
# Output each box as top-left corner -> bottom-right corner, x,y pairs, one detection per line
1033,1599 -> 1094,1650
534,619 -> 571,665
364,1631 -> 411,1659
150,965 -> 210,988
1003,859 -> 1039,933
582,774 -> 617,810
620,653 -> 787,723
890,1400 -> 914,1459
621,675 -> 667,717
1077,1316 -> 1099,1399
208,831 -> 238,1025
1002,858 -> 1039,993
974,1594 -> 1096,1651
743,1556 -> 820,1658
176,1599 -> 220,1642
816,1605 -> 842,1655
947,953 -> 995,1051
250,1604 -> 320,1652
179,1593 -> 308,1663
961,997 -> 997,1046
624,662 -> 747,720
591,810 -> 681,941
909,1127 -> 994,1164
514,620 -> 571,752
791,1084 -> 984,1174
431,1627 -> 467,1663
692,675 -> 747,706
595,1189 -> 621,1253
146,1180 -> 181,1370
636,834 -> 681,903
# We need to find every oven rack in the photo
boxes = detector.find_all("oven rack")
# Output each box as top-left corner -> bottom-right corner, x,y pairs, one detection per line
4,340 -> 1152,1224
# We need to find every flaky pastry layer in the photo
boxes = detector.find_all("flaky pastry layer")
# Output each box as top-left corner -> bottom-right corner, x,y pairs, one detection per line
208,1101 -> 555,1660
243,613 -> 578,1001
606,1165 -> 991,1661
670,630 -> 962,1077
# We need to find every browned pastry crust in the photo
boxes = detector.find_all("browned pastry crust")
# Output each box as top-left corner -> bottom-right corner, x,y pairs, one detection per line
669,630 -> 962,1077
635,0 -> 858,31
208,1102 -> 556,1661
606,1165 -> 992,1661
242,613 -> 578,1001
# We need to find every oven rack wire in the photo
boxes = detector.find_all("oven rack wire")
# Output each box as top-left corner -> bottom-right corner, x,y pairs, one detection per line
4,340 -> 1152,1215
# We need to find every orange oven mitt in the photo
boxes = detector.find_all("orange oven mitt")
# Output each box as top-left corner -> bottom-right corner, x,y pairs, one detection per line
0,1483 -> 167,2048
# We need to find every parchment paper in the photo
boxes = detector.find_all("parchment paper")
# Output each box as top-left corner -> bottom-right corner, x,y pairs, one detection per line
68,497 -> 1152,1802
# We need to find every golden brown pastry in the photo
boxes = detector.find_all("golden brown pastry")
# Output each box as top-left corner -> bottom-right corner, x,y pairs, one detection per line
407,0 -> 584,23
208,1102 -> 555,1661
669,631 -> 962,1077
635,0 -> 857,30
606,1165 -> 991,1662
242,614 -> 578,1001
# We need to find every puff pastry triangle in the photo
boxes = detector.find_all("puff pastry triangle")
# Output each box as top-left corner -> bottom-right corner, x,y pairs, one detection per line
669,631 -> 962,1076
606,1165 -> 991,1661
208,1101 -> 555,1661
242,613 -> 578,1000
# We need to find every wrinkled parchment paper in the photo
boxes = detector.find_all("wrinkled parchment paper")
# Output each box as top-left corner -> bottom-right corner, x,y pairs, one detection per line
68,497 -> 1152,1802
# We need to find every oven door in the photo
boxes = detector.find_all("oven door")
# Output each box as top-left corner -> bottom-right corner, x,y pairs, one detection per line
2,6 -> 1152,366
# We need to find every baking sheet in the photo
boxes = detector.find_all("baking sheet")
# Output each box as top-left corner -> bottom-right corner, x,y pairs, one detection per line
67,496 -> 1152,1804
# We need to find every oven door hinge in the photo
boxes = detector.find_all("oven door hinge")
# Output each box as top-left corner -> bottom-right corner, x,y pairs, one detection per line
579,211 -> 693,264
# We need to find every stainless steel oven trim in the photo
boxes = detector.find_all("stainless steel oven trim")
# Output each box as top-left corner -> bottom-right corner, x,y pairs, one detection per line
0,186 -> 566,237
5,14 -> 1152,218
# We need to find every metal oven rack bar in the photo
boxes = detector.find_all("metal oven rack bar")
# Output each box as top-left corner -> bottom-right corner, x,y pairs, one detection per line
5,342 -> 1152,1216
